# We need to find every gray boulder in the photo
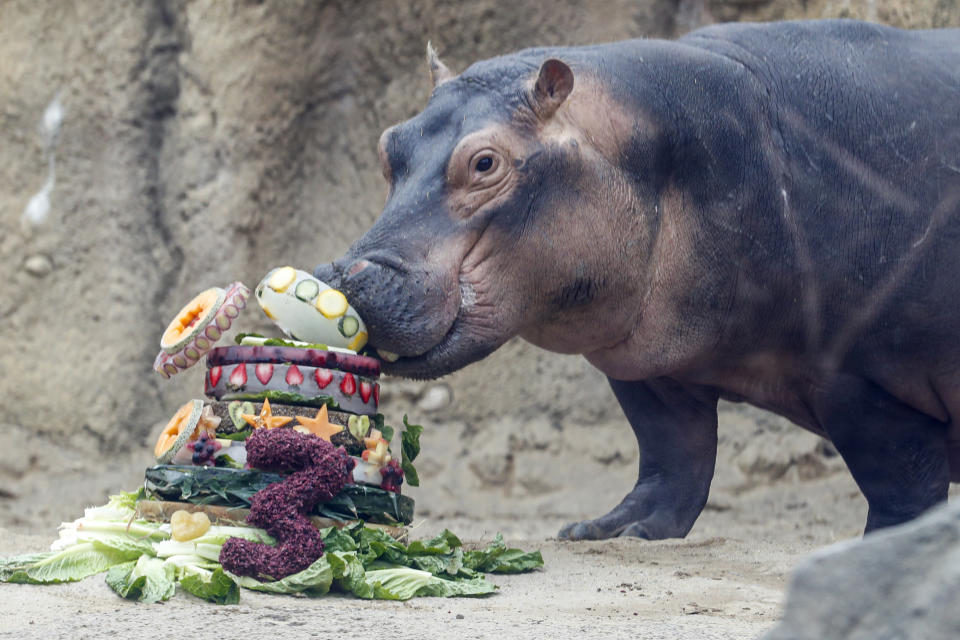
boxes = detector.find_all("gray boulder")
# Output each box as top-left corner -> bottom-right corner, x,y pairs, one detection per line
763,500 -> 960,640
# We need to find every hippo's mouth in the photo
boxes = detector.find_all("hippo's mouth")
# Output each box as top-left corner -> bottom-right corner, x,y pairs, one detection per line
371,282 -> 506,380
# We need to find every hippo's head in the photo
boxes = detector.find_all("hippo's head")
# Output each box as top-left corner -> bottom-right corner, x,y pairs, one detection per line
315,44 -> 670,379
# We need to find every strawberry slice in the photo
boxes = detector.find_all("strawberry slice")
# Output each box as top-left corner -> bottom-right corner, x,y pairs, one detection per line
359,380 -> 372,403
286,365 -> 304,386
229,364 -> 247,387
315,368 -> 333,389
373,384 -> 379,407
255,363 -> 274,385
209,365 -> 222,387
340,372 -> 356,396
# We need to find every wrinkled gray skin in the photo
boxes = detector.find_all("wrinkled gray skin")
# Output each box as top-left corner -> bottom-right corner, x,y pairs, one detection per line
315,20 -> 960,540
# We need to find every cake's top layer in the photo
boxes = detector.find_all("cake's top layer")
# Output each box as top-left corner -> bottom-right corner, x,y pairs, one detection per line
206,345 -> 380,378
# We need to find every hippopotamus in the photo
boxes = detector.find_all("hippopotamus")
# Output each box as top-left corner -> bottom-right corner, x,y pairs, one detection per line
314,19 -> 960,540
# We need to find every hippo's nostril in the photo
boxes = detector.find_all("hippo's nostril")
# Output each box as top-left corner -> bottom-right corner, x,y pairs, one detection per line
347,259 -> 372,277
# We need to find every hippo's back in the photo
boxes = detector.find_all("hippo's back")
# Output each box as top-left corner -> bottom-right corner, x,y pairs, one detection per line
684,21 -> 960,425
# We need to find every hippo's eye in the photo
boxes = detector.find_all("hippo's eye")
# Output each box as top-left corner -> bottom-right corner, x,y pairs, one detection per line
474,156 -> 494,173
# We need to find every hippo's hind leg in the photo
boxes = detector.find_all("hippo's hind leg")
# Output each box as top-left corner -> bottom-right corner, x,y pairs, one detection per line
815,374 -> 950,533
559,377 -> 719,540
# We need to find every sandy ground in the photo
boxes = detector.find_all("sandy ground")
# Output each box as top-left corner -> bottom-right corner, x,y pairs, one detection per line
0,470 -> 873,640
8,402 -> 956,639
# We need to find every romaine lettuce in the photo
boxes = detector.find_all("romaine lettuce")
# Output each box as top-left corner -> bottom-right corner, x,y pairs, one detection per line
105,555 -> 176,603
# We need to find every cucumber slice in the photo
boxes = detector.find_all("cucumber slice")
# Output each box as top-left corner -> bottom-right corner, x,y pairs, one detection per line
294,279 -> 320,302
338,315 -> 360,338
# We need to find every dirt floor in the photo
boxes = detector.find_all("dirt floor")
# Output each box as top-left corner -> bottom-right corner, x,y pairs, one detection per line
0,469 -> 874,640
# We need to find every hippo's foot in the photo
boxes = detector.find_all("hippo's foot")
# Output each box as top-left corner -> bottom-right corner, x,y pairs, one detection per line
559,514 -> 660,541
557,483 -> 702,541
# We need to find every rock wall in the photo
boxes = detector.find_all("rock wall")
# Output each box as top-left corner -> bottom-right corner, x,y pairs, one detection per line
0,0 -> 956,530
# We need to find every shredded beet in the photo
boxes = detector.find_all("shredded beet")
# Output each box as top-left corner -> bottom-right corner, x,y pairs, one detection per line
219,428 -> 354,580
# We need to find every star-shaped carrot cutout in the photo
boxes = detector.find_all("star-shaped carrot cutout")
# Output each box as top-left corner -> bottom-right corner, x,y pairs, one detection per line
241,398 -> 293,430
294,405 -> 343,441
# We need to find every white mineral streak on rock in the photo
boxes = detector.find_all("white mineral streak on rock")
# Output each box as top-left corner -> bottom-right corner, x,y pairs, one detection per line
43,94 -> 64,139
21,93 -> 64,228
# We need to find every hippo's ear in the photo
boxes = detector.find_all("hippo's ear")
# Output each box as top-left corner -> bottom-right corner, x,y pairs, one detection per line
426,41 -> 454,88
531,58 -> 574,120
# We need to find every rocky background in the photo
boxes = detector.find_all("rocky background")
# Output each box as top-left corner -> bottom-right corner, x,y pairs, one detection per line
1,0 -> 957,532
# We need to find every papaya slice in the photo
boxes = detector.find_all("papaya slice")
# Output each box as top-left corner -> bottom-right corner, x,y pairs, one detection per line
153,282 -> 251,378
154,399 -> 204,463
161,287 -> 226,355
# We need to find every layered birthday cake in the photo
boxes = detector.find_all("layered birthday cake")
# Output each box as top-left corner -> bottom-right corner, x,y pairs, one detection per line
143,267 -> 421,579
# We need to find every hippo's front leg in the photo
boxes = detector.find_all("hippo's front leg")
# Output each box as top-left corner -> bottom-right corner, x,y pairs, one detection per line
560,378 -> 719,540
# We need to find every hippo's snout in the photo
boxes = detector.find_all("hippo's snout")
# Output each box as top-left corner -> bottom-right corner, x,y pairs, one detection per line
315,253 -> 458,361
312,260 -> 343,291
346,259 -> 372,277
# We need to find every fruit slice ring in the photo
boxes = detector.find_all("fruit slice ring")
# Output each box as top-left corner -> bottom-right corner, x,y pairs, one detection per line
160,287 -> 227,354
154,399 -> 204,463
153,281 -> 251,377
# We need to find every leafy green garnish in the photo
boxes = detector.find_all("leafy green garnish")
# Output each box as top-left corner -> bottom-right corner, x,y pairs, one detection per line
235,333 -> 329,350
214,453 -> 244,469
217,429 -> 253,442
463,533 -> 544,573
223,390 -> 338,408
379,423 -> 395,445
143,465 -> 415,524
262,338 -> 328,349
400,415 -> 424,487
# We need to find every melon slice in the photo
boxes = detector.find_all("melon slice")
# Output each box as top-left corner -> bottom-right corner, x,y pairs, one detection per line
154,399 -> 204,463
161,288 -> 226,354
153,282 -> 251,378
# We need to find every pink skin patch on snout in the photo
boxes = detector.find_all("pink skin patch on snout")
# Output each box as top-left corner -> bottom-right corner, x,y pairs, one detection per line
347,259 -> 371,277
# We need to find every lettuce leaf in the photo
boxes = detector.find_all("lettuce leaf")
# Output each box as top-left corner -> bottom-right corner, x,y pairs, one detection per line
1,542 -> 142,584
360,566 -> 495,600
327,551 -> 374,598
0,552 -> 56,583
320,525 -> 359,554
229,556 -> 333,596
356,528 -> 465,577
106,556 -> 176,603
178,566 -> 240,604
463,533 -> 544,574
362,566 -> 435,600
416,575 -> 497,597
